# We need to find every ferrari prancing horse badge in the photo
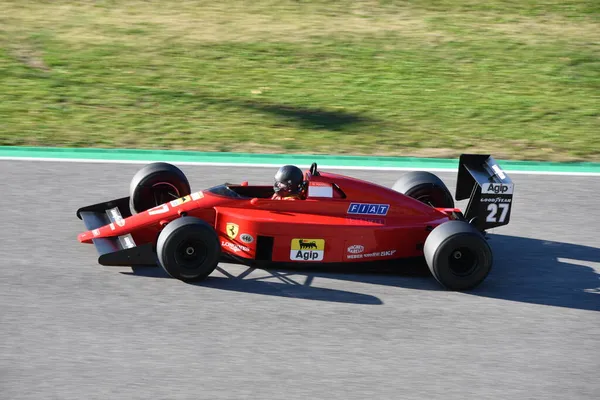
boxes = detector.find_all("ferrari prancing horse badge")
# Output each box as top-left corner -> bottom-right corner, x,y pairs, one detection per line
226,223 -> 239,239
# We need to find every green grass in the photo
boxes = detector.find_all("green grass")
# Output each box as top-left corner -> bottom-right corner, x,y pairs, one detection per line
1,0 -> 598,161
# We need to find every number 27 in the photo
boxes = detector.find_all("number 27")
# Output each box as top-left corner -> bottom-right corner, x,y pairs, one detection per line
486,203 -> 510,223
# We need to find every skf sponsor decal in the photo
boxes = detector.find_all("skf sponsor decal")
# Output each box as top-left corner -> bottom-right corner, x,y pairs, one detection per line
347,203 -> 390,216
221,240 -> 249,253
240,233 -> 254,244
290,239 -> 325,261
347,245 -> 364,254
226,223 -> 239,239
347,249 -> 397,260
481,183 -> 513,195
148,204 -> 169,215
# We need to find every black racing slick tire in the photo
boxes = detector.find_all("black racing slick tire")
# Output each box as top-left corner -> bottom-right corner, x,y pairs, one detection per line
156,217 -> 221,282
129,162 -> 191,214
392,171 -> 454,208
424,220 -> 493,291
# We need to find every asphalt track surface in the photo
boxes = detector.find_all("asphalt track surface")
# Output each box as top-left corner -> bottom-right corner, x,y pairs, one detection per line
1,160 -> 599,400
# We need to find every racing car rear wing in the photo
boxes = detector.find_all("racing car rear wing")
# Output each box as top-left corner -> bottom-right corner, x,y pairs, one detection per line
456,154 -> 514,231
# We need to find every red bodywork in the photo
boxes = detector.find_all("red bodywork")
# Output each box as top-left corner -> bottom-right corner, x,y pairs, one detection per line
78,170 -> 460,264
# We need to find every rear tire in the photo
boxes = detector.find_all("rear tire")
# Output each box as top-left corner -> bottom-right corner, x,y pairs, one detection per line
424,220 -> 492,290
392,171 -> 454,208
129,162 -> 191,214
156,217 -> 221,282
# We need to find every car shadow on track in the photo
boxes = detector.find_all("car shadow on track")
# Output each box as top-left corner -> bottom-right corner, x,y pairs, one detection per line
122,266 -> 385,305
282,234 -> 600,312
122,234 -> 600,311
468,234 -> 600,312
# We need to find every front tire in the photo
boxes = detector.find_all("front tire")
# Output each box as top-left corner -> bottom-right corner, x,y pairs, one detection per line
424,220 -> 492,291
392,171 -> 454,208
156,217 -> 221,282
129,162 -> 191,214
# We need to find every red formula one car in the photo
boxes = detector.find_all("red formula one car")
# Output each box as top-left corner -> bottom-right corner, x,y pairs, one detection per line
76,154 -> 514,290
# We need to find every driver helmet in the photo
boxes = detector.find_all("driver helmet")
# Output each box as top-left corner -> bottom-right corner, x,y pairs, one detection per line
273,165 -> 304,196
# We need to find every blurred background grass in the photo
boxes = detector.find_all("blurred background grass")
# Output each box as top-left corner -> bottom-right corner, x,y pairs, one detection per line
1,0 -> 598,161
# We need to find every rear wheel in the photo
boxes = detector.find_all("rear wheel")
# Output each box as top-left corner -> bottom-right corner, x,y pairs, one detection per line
129,162 -> 191,214
424,220 -> 493,290
156,217 -> 221,282
392,171 -> 454,208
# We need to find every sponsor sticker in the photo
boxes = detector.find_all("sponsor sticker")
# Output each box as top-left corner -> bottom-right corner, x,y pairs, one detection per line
148,204 -> 170,215
107,207 -> 125,227
170,195 -> 192,207
221,240 -> 249,253
290,238 -> 325,261
307,182 -> 334,198
481,183 -> 513,195
92,229 -> 100,237
347,245 -> 364,254
347,249 -> 397,260
491,164 -> 506,180
347,203 -> 390,216
191,191 -> 204,200
240,233 -> 254,244
481,197 -> 512,203
345,216 -> 386,225
118,234 -> 136,249
226,223 -> 239,239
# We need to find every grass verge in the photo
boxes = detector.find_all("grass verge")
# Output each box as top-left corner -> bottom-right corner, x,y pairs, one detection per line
1,0 -> 599,161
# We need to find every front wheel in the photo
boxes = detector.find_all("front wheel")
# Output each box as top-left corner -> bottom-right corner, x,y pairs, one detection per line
156,217 -> 221,282
129,162 -> 191,214
424,220 -> 493,291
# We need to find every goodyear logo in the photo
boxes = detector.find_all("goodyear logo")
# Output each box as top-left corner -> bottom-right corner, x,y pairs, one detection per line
347,203 -> 390,216
290,239 -> 325,261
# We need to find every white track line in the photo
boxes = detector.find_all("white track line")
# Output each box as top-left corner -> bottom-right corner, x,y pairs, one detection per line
1,156 -> 600,176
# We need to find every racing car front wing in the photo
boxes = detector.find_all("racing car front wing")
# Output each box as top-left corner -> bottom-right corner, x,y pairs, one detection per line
76,196 -> 157,267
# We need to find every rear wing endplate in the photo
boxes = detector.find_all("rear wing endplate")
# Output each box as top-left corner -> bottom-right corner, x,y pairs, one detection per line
456,154 -> 514,231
